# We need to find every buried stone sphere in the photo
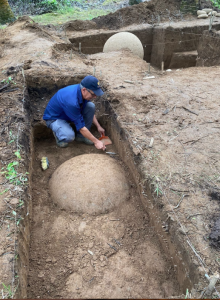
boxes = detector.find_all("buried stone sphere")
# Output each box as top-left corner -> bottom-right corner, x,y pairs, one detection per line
49,154 -> 129,215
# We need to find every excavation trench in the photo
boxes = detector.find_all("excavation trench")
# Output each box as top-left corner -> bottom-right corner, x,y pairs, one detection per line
68,21 -> 220,69
19,77 -> 198,298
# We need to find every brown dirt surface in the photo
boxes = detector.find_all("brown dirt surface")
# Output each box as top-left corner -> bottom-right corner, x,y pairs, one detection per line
0,8 -> 220,299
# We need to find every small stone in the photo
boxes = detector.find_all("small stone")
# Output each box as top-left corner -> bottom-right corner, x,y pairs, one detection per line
10,198 -> 19,205
46,258 -> 52,262
38,271 -> 44,278
192,259 -> 199,266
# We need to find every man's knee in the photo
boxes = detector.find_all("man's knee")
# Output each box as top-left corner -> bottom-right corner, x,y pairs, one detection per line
65,130 -> 75,142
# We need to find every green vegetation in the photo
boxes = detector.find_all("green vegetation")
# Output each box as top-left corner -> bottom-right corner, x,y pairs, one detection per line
1,151 -> 28,186
32,7 -> 111,25
211,0 -> 220,8
1,76 -> 16,85
0,0 -> 16,25
3,0 -> 119,26
1,283 -> 14,299
102,0 -> 121,6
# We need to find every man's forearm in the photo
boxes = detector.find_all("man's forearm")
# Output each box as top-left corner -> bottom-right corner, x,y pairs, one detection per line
93,115 -> 100,128
79,126 -> 98,143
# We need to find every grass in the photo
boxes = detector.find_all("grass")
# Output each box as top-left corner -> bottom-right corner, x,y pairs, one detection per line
102,0 -> 122,5
1,0 -> 120,27
31,6 -> 112,25
1,283 -> 14,299
0,25 -> 7,29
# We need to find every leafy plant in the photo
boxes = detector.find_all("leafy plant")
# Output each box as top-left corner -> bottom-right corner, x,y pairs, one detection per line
1,76 -> 16,85
1,283 -> 14,299
9,130 -> 15,144
154,183 -> 163,197
0,189 -> 9,195
211,0 -> 220,9
1,161 -> 19,183
17,199 -> 24,208
14,151 -> 21,159
40,0 -> 59,12
1,160 -> 28,186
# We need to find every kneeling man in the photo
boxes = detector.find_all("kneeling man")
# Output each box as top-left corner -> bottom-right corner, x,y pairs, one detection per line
43,75 -> 106,151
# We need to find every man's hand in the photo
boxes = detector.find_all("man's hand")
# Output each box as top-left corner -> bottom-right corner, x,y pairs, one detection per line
97,125 -> 105,136
79,127 -> 106,151
94,140 -> 106,151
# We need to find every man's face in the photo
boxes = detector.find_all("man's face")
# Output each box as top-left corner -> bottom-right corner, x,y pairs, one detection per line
81,87 -> 97,100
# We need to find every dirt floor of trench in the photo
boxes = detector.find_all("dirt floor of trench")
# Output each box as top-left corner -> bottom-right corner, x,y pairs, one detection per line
28,126 -> 179,299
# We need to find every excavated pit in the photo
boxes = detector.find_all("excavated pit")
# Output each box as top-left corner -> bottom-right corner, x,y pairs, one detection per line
18,76 -> 199,298
2,16 -> 220,299
68,21 -> 220,69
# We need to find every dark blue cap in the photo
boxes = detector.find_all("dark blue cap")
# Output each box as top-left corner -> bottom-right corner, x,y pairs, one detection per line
81,75 -> 104,96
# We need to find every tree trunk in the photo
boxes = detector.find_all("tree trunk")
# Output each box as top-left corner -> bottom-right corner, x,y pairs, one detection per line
0,0 -> 15,25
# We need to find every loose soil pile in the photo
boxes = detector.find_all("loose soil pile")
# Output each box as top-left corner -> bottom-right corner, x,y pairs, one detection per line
93,0 -> 182,29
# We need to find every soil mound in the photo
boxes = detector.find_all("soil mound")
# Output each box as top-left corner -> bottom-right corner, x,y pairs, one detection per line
92,0 -> 180,29
63,19 -> 97,31
49,154 -> 129,215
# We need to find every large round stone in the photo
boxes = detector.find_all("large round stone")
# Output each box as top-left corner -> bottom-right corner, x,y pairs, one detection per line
49,154 -> 129,215
103,32 -> 144,59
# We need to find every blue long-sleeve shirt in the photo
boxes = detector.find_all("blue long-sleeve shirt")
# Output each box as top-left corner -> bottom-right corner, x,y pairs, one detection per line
43,84 -> 88,131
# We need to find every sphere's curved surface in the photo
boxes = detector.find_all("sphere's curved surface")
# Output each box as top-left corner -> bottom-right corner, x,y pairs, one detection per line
49,154 -> 129,215
103,32 -> 144,59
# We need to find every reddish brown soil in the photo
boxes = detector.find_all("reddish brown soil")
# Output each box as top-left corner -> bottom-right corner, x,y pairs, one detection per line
0,7 -> 220,299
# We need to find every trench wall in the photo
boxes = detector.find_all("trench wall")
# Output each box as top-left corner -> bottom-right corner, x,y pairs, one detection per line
151,23 -> 220,69
98,100 -> 198,292
69,26 -> 153,62
196,29 -> 220,66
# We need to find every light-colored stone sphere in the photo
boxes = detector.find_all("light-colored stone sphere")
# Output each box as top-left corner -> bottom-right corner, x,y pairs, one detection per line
103,32 -> 144,59
49,154 -> 129,215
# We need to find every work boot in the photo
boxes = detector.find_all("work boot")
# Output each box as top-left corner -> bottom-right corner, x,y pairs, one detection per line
75,135 -> 94,145
53,132 -> 68,148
